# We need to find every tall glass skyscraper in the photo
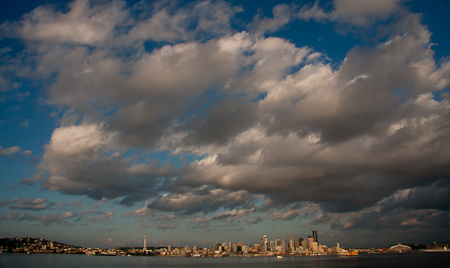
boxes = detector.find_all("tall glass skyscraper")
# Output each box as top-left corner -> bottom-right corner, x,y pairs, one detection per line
312,230 -> 318,243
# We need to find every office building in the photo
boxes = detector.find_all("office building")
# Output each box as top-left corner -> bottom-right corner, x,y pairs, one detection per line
302,240 -> 307,251
308,237 -> 314,251
264,235 -> 268,252
312,230 -> 318,243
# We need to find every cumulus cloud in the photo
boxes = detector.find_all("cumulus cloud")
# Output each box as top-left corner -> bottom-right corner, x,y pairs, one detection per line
38,123 -> 174,205
1,211 -> 33,221
249,4 -> 293,35
304,179 -> 450,246
124,0 -> 242,43
65,199 -> 84,207
1,210 -> 76,226
0,146 -> 20,155
40,211 -> 76,225
165,12 -> 450,214
2,0 -> 449,240
80,209 -> 114,222
330,0 -> 401,25
86,211 -> 114,222
272,203 -> 321,221
39,5 -> 450,215
0,197 -> 22,207
1,197 -> 54,211
147,187 -> 260,215
190,208 -> 256,226
297,0 -> 402,26
128,212 -> 186,231
92,197 -> 110,207
0,0 -> 127,45
10,198 -> 53,211
0,145 -> 31,156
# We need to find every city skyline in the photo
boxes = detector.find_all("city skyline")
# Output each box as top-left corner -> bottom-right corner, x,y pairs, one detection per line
0,230 -> 349,253
1,0 -> 450,249
4,229 -> 445,256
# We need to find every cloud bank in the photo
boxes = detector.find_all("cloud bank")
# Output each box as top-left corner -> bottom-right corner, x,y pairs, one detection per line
1,0 -> 450,245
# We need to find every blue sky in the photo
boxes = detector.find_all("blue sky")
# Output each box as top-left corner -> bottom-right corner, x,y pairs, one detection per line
1,0 -> 450,249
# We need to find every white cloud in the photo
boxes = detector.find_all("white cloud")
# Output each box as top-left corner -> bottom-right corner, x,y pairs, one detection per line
0,146 -> 21,155
331,0 -> 401,25
250,4 -> 292,35
1,210 -> 76,225
10,198 -> 52,210
124,0 -> 242,43
1,1 -> 448,240
2,0 -> 127,44
44,124 -> 115,160
0,145 -> 32,156
297,0 -> 402,26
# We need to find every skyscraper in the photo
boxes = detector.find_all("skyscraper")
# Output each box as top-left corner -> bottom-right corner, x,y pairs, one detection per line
312,230 -> 318,243
143,236 -> 147,251
289,235 -> 294,250
264,235 -> 268,252
308,237 -> 314,251
312,242 -> 318,253
301,240 -> 307,251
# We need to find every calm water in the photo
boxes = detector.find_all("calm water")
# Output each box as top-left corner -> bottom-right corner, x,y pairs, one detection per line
1,252 -> 449,268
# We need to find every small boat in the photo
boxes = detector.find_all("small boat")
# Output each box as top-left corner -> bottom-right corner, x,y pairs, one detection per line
276,255 -> 284,259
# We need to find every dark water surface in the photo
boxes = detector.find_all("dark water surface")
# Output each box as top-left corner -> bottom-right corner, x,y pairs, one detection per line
1,252 -> 449,268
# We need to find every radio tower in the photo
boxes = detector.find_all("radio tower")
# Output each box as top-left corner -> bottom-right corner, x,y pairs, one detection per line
3,224 -> 7,238
41,229 -> 45,240
25,226 -> 28,239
